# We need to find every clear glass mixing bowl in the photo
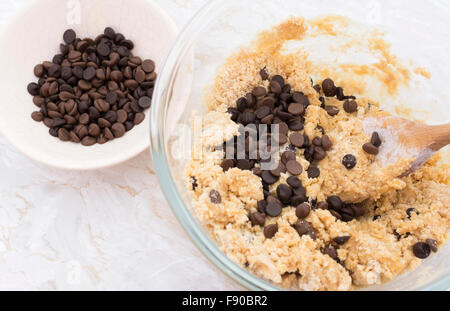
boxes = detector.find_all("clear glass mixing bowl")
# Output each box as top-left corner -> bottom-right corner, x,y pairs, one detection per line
150,0 -> 450,290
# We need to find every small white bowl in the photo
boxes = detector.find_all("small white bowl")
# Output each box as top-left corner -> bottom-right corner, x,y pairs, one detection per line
0,0 -> 177,170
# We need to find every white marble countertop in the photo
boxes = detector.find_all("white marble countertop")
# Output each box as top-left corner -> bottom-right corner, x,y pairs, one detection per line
0,0 -> 244,291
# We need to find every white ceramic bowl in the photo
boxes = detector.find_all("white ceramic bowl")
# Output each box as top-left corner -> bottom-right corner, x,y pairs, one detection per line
0,0 -> 177,170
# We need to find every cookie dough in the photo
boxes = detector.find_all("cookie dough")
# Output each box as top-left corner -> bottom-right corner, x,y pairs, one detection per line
184,17 -> 449,291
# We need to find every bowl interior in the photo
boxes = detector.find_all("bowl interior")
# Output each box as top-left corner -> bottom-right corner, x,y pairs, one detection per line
0,0 -> 177,170
152,0 -> 450,290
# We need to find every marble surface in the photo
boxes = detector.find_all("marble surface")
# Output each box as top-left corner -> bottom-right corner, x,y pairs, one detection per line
0,0 -> 244,291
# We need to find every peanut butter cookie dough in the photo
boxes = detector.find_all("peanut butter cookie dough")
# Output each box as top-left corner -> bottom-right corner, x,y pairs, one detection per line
185,17 -> 449,290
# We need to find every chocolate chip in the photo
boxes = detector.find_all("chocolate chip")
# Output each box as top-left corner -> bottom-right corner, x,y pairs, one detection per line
81,136 -> 96,146
286,160 -> 303,176
250,212 -> 266,226
322,79 -> 336,97
333,236 -> 350,245
296,203 -> 311,219
256,106 -> 271,119
313,147 -> 326,161
83,66 -> 96,81
209,190 -> 222,204
266,201 -> 282,217
289,133 -> 304,148
329,210 -> 342,220
252,86 -> 267,97
31,111 -> 44,122
221,159 -> 234,172
281,151 -> 296,164
270,162 -> 285,177
96,42 -> 110,57
264,224 -> 278,239
260,68 -> 269,80
321,135 -> 332,151
292,92 -> 309,106
288,103 -> 304,116
413,242 -> 431,259
237,159 -> 252,171
350,204 -> 365,217
373,215 -> 381,221
269,80 -> 282,94
138,96 -> 152,109
426,239 -> 438,252
324,105 -> 339,116
261,170 -> 279,185
316,201 -> 329,210
142,59 -> 155,73
342,154 -> 357,169
371,132 -> 382,147
335,87 -> 345,100
327,196 -> 343,211
323,245 -> 338,260
272,75 -> 285,87
257,200 -> 267,213
340,206 -> 355,222
307,166 -> 320,179
63,29 -> 76,44
287,176 -> 302,188
111,122 -> 126,138
277,184 -> 292,204
312,136 -> 322,146
343,100 -> 358,113
363,143 -> 379,155
294,220 -> 315,239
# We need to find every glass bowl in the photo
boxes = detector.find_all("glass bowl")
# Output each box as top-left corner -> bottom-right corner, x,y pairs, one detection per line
150,0 -> 450,290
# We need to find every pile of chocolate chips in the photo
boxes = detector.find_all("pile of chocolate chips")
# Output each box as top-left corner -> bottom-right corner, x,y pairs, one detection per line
27,27 -> 156,146
215,72 -> 370,246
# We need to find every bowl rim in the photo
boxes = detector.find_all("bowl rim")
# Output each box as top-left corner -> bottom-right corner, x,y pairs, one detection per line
0,0 -> 178,171
150,0 -> 450,291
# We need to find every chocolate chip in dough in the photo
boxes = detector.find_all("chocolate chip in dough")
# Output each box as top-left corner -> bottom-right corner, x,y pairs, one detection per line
333,236 -> 350,245
324,105 -> 339,116
257,200 -> 267,213
343,100 -> 358,113
287,176 -> 302,188
250,212 -> 266,227
296,203 -> 311,219
307,166 -> 320,179
371,132 -> 382,147
221,159 -> 234,172
209,190 -> 222,204
342,154 -> 357,169
266,201 -> 282,217
260,68 -> 269,80
286,160 -> 303,176
261,170 -> 279,185
276,184 -> 292,204
327,196 -> 343,211
363,143 -> 379,155
413,242 -> 431,259
289,133 -> 304,148
322,78 -> 337,97
323,245 -> 338,261
426,239 -> 438,253
264,224 -> 278,239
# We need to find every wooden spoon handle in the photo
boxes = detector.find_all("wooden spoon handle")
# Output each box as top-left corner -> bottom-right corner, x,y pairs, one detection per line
427,123 -> 450,151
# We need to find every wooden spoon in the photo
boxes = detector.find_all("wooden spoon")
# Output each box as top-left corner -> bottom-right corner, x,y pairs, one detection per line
362,113 -> 450,177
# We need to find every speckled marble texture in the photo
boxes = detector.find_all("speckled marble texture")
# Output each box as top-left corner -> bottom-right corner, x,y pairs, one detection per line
0,0 -> 244,291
